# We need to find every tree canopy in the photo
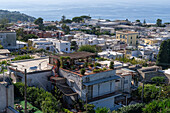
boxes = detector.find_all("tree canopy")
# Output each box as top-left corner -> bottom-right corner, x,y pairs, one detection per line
156,39 -> 170,68
0,10 -> 36,22
78,45 -> 96,53
156,19 -> 162,27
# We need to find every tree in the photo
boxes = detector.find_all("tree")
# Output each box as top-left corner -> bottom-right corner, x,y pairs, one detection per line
143,98 -> 170,113
0,44 -> 3,49
71,41 -> 78,51
80,68 -> 86,75
0,18 -> 9,30
143,19 -> 146,25
16,28 -> 25,41
34,17 -> 43,25
137,84 -> 160,103
34,17 -> 44,30
136,20 -> 140,22
156,19 -> 162,27
24,34 -> 38,42
72,17 -> 83,23
61,15 -> 66,23
118,103 -> 144,113
156,39 -> 170,69
95,107 -> 109,113
109,61 -> 114,69
64,19 -> 72,23
61,24 -> 70,34
78,45 -> 96,53
151,76 -> 165,85
84,104 -> 95,113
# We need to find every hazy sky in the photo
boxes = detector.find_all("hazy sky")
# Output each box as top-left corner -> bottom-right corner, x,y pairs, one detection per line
1,0 -> 170,22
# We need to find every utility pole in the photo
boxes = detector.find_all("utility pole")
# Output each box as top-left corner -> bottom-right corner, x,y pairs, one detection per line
24,69 -> 27,113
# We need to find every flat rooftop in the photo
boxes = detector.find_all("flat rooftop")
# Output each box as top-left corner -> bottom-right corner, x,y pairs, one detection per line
50,52 -> 96,59
9,57 -> 52,73
116,31 -> 138,34
0,49 -> 10,54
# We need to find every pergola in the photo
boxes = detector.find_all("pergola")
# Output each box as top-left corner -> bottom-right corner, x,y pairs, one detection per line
49,52 -> 96,66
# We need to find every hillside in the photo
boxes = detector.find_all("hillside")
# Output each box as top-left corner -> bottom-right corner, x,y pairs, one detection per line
0,10 -> 36,22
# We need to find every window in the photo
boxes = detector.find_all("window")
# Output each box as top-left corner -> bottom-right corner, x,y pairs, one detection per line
8,44 -> 11,46
131,37 -> 132,39
66,48 -> 68,51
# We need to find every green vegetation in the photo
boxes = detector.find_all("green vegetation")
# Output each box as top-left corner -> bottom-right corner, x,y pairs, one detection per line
16,28 -> 38,42
80,68 -> 86,75
0,18 -> 12,30
0,10 -> 36,22
84,104 -> 95,113
115,56 -> 147,66
136,84 -> 160,103
95,107 -> 110,113
71,41 -> 78,51
34,17 -> 44,30
151,76 -> 165,85
109,61 -> 114,69
12,54 -> 33,61
0,44 -> 3,49
60,15 -> 72,23
14,82 -> 61,113
14,100 -> 42,113
78,45 -> 96,53
142,99 -> 170,113
156,19 -> 162,27
117,103 -> 144,113
156,39 -> 170,69
72,15 -> 91,23
61,24 -> 70,34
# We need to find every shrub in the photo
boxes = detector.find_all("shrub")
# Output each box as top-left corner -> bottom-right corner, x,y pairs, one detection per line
143,99 -> 170,113
103,67 -> 107,71
94,62 -> 101,67
84,104 -> 95,113
14,82 -> 61,112
109,61 -> 114,69
80,68 -> 86,75
95,107 -> 109,113
78,45 -> 96,53
93,69 -> 103,73
12,54 -> 33,61
118,103 -> 144,113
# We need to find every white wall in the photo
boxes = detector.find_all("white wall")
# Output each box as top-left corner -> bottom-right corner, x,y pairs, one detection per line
0,84 -> 14,112
89,96 -> 116,109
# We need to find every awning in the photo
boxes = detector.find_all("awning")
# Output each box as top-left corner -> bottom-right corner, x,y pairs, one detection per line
83,75 -> 121,86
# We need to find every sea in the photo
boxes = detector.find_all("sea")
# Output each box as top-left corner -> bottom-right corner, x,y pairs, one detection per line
1,0 -> 170,23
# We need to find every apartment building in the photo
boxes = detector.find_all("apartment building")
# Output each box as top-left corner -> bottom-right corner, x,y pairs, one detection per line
116,31 -> 139,46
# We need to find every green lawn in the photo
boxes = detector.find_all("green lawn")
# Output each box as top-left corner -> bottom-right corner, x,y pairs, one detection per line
14,100 -> 42,113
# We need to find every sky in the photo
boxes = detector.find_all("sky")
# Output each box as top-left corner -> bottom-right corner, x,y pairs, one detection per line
1,0 -> 170,22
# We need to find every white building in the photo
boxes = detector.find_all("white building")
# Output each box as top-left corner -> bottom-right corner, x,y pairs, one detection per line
8,57 -> 53,90
72,33 -> 105,47
0,75 -> 14,113
98,51 -> 123,59
16,41 -> 28,49
49,52 -> 132,110
0,32 -> 17,50
29,38 -> 71,53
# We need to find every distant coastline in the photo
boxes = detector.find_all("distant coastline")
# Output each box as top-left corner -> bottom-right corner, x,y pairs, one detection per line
1,0 -> 170,23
